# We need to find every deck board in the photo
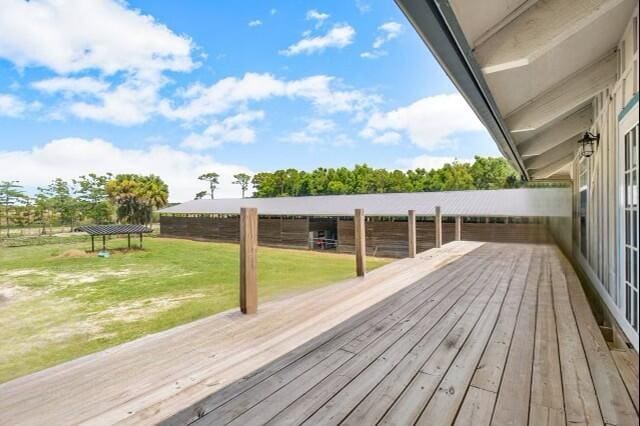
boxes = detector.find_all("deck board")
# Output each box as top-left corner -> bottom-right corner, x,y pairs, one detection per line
177,243 -> 638,426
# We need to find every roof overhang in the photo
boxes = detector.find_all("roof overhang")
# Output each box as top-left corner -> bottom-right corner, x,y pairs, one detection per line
397,0 -> 635,180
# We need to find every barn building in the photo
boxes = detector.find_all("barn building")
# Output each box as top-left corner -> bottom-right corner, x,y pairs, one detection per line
159,187 -> 569,257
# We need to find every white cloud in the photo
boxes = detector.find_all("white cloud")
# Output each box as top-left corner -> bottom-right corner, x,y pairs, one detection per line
355,0 -> 371,13
372,131 -> 402,145
306,9 -> 330,28
396,155 -> 473,171
362,21 -> 402,59
270,8 -> 277,15
284,118 -> 355,146
0,93 -> 40,117
161,73 -> 380,122
32,77 -> 109,96
0,0 -> 197,126
280,24 -> 355,56
285,118 -> 336,144
360,50 -> 387,60
374,22 -> 402,48
0,0 -> 194,75
361,94 -> 484,150
182,110 -> 265,149
248,20 -> 262,27
69,73 -> 166,125
0,138 -> 252,201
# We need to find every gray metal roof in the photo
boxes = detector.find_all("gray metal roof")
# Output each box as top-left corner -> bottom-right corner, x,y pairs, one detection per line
159,188 -> 571,217
75,224 -> 153,235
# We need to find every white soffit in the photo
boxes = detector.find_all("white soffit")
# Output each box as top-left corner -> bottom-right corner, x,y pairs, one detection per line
447,0 -> 634,179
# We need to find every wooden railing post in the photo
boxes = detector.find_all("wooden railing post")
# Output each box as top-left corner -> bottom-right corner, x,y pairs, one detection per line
240,207 -> 258,314
354,208 -> 366,276
455,215 -> 462,241
408,209 -> 417,258
435,206 -> 442,248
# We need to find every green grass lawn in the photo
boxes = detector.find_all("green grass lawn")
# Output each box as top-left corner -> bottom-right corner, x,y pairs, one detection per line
0,237 -> 390,383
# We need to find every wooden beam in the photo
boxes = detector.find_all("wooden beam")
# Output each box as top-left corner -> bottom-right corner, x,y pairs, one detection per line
435,206 -> 442,248
240,207 -> 258,314
505,53 -> 616,132
475,0 -> 626,73
524,137 -> 576,170
408,210 -> 417,258
354,209 -> 366,277
530,153 -> 575,180
455,216 -> 462,241
517,106 -> 592,156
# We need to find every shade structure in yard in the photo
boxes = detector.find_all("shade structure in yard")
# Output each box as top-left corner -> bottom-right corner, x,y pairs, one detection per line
75,224 -> 153,251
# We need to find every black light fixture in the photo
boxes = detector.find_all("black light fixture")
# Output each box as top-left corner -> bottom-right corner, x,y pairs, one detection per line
578,131 -> 599,158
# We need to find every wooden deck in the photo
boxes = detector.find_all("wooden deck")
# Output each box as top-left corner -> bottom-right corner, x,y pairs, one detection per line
0,241 -> 484,425
165,243 -> 639,426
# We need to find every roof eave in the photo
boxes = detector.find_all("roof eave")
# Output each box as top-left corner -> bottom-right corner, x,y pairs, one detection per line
395,0 -> 529,180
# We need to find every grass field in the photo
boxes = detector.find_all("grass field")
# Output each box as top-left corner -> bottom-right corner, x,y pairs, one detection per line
0,237 -> 390,383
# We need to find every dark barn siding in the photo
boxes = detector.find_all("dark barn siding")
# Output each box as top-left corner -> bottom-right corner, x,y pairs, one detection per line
336,219 -> 456,257
337,219 -> 549,257
160,215 -> 309,249
161,215 -> 551,258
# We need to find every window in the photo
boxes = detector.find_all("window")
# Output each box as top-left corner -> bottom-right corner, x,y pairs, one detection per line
579,159 -> 589,258
622,124 -> 639,332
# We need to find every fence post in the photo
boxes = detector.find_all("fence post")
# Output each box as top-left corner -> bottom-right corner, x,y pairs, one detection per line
408,210 -> 417,258
435,206 -> 442,248
455,215 -> 462,241
355,208 -> 366,276
240,207 -> 258,314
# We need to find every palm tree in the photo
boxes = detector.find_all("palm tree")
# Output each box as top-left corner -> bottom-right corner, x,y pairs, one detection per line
198,172 -> 220,199
232,173 -> 251,198
106,174 -> 168,224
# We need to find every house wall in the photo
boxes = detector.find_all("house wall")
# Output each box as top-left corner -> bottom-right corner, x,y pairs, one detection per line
560,6 -> 639,349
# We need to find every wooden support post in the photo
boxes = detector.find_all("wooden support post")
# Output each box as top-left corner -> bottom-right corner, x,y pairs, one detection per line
455,215 -> 462,241
102,235 -> 106,250
128,233 -> 131,249
354,208 -> 366,277
435,206 -> 442,248
240,207 -> 258,314
139,233 -> 143,249
408,210 -> 417,258
91,235 -> 95,252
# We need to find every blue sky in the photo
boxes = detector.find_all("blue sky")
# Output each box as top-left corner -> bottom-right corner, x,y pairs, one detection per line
0,0 -> 498,201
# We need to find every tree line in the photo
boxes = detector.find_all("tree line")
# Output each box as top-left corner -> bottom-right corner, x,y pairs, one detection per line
250,156 -> 525,198
0,174 -> 168,236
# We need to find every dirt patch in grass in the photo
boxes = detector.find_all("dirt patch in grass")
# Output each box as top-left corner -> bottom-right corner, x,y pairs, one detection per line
56,249 -> 92,258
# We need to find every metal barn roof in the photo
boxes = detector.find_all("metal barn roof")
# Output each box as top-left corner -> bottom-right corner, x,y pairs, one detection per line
159,188 -> 570,217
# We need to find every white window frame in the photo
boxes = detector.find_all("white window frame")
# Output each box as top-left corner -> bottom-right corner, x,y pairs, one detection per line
618,101 -> 640,349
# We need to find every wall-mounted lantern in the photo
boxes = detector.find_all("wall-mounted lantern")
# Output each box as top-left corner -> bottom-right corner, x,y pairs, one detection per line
578,131 -> 599,158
